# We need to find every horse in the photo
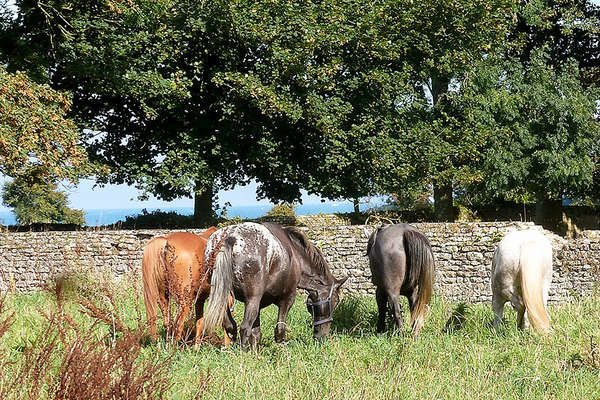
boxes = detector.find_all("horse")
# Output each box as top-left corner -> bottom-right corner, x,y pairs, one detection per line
367,224 -> 435,336
491,229 -> 552,333
141,228 -> 237,347
202,222 -> 347,350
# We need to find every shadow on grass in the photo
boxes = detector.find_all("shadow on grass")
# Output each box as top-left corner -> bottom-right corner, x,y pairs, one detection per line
443,302 -> 470,334
332,296 -> 378,337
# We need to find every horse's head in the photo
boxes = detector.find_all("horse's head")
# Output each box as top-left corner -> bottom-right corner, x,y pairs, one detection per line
281,226 -> 349,340
305,275 -> 348,340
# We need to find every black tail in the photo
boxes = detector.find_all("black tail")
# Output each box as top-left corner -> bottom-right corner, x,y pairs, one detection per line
403,230 -> 435,335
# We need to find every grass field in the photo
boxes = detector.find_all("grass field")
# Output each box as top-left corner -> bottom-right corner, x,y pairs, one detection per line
1,280 -> 599,399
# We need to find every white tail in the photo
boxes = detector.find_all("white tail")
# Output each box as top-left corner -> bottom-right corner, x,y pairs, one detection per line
520,242 -> 551,333
202,243 -> 233,336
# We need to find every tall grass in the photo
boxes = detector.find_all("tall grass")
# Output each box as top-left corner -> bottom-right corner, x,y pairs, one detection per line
1,279 -> 599,399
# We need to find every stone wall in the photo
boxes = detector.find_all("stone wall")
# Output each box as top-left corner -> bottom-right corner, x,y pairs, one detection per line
0,221 -> 598,302
307,222 -> 599,302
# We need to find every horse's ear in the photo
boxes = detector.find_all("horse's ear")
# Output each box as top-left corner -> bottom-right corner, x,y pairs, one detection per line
336,276 -> 348,288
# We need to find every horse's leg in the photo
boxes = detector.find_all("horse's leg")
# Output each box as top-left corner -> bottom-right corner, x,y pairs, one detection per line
510,295 -> 527,330
223,294 -> 237,344
222,307 -> 237,346
240,297 -> 260,351
388,293 -> 403,333
492,292 -> 505,330
173,301 -> 192,343
275,295 -> 295,343
158,292 -> 170,338
194,299 -> 205,350
407,289 -> 421,334
375,287 -> 388,333
250,314 -> 262,350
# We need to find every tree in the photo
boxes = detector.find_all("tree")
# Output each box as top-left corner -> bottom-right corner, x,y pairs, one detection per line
1,0 -> 420,217
455,50 -> 600,229
216,0 -> 420,203
509,0 -> 600,86
446,0 -> 600,229
2,168 -> 86,225
0,66 -> 90,181
1,0 -> 243,222
385,0 -> 517,220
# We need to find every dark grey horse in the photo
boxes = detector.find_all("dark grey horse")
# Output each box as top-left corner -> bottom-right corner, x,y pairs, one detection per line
202,222 -> 347,349
367,224 -> 435,336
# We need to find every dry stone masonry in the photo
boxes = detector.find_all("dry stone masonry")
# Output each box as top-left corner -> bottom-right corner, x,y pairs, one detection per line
0,220 -> 598,302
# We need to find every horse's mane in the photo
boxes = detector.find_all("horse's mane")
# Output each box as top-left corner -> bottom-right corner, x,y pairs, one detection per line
283,226 -> 330,276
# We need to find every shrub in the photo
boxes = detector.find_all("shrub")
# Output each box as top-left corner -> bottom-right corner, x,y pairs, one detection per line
264,203 -> 296,217
117,209 -> 197,229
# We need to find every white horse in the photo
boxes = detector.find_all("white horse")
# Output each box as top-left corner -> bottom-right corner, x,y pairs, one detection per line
491,229 -> 553,333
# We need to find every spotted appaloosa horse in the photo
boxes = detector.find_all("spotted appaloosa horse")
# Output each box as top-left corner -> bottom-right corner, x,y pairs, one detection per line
202,222 -> 347,349
491,229 -> 552,333
367,224 -> 435,336
141,228 -> 236,347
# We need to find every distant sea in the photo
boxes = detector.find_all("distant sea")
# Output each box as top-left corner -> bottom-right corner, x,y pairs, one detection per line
0,201 -> 381,227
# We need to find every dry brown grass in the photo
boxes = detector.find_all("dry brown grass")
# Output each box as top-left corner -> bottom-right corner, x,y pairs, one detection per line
0,281 -> 179,400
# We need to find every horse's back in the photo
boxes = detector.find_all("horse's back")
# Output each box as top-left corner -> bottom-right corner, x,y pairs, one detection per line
165,232 -> 210,291
166,231 -> 205,253
207,222 -> 287,275
200,226 -> 218,239
368,224 -> 418,287
492,230 -> 552,298
206,222 -> 294,302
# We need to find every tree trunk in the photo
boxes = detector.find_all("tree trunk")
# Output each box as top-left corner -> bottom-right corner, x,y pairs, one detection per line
353,198 -> 360,214
535,192 -> 563,233
434,182 -> 455,222
431,75 -> 450,107
431,75 -> 453,223
194,182 -> 214,226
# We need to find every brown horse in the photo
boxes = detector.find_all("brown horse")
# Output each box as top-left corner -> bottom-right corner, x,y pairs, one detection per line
367,224 -> 435,337
141,228 -> 236,347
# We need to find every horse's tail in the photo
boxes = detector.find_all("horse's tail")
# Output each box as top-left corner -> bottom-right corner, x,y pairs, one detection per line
202,238 -> 233,336
520,241 -> 551,333
404,230 -> 435,336
142,236 -> 167,338
366,226 -> 381,256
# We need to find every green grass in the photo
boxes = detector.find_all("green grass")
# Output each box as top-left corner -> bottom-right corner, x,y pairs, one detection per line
2,286 -> 600,399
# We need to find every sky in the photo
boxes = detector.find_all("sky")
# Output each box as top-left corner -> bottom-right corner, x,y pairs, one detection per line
0,176 -> 332,211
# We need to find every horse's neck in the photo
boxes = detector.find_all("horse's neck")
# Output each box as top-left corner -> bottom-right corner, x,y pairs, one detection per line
297,257 -> 331,290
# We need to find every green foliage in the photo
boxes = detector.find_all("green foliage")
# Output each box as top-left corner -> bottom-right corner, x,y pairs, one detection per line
455,205 -> 482,222
458,50 -> 600,204
217,216 -> 243,228
0,66 -> 91,181
264,203 -> 296,217
2,0 -> 599,216
1,170 -> 85,225
0,0 -> 516,207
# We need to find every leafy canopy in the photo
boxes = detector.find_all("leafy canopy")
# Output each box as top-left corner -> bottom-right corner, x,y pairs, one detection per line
0,66 -> 90,181
458,50 -> 600,204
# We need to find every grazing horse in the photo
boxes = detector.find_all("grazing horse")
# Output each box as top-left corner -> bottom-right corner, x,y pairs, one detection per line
141,228 -> 236,347
202,222 -> 347,350
491,229 -> 552,333
367,224 -> 435,336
